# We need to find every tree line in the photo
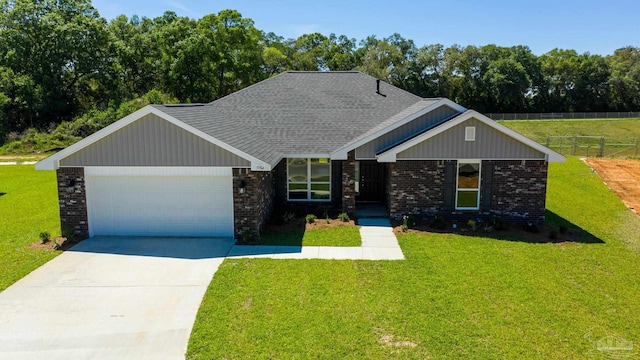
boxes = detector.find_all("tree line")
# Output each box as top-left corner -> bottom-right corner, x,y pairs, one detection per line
1,0 -> 639,144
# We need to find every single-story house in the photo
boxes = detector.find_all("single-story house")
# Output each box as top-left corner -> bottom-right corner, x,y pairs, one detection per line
37,71 -> 565,239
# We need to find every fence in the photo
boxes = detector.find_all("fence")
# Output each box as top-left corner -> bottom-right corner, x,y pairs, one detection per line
545,136 -> 639,158
488,112 -> 640,120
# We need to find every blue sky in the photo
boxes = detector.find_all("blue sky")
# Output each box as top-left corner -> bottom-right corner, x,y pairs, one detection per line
92,0 -> 639,55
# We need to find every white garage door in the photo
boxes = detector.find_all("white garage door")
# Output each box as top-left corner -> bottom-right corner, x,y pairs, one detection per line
85,168 -> 234,237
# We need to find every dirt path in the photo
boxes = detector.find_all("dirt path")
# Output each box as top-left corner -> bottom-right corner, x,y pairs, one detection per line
585,158 -> 640,216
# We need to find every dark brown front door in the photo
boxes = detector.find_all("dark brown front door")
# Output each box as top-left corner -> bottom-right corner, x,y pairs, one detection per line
357,161 -> 385,202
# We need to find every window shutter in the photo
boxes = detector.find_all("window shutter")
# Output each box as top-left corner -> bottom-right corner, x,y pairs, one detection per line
481,162 -> 494,211
443,161 -> 456,211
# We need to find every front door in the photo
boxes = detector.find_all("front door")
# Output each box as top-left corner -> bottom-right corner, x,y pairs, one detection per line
357,161 -> 385,202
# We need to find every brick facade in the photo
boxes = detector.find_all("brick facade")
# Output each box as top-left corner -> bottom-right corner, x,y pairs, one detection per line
388,161 -> 446,219
388,160 -> 548,224
233,169 -> 274,239
56,167 -> 89,239
490,160 -> 548,224
341,151 -> 356,215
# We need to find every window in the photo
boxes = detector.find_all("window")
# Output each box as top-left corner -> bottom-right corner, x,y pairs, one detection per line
456,161 -> 480,209
465,126 -> 476,141
287,158 -> 331,201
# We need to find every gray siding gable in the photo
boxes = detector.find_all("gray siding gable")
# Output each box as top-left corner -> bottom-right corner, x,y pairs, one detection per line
397,118 -> 545,160
356,105 -> 460,159
59,113 -> 251,167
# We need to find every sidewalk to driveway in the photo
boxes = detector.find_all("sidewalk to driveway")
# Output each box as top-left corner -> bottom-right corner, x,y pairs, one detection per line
228,217 -> 404,260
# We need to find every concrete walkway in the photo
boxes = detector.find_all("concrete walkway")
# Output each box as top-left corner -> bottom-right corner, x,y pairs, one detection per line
228,217 -> 404,260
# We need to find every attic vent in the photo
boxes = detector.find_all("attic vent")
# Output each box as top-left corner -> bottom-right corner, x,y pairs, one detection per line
376,79 -> 387,97
465,126 -> 476,141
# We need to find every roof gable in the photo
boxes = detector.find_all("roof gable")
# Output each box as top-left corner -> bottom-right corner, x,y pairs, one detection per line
36,106 -> 270,170
58,113 -> 251,167
378,110 -> 566,162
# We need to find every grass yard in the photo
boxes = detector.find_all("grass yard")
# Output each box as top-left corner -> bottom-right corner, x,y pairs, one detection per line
0,165 -> 60,291
187,157 -> 640,359
500,118 -> 640,144
257,219 -> 361,246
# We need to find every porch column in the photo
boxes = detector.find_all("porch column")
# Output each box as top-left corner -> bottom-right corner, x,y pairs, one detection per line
341,150 -> 356,215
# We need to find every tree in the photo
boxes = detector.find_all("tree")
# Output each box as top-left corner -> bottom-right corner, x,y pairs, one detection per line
0,0 -> 110,129
195,10 -> 264,100
608,47 -> 640,110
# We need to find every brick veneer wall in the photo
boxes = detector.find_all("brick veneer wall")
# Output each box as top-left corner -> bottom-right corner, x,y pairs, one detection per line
490,160 -> 548,224
388,160 -> 445,219
56,167 -> 89,239
341,150 -> 356,215
233,169 -> 274,239
388,160 -> 548,224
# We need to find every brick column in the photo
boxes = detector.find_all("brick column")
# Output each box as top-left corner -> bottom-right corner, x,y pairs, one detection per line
233,169 -> 274,240
56,167 -> 89,239
341,150 -> 356,215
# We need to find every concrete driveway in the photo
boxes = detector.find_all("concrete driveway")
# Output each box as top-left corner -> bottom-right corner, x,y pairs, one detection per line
0,237 -> 234,360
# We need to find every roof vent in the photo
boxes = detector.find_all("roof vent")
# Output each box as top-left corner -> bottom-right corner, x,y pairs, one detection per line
376,79 -> 387,97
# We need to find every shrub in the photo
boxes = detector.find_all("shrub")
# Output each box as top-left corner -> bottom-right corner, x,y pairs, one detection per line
242,227 -> 253,242
282,212 -> 296,224
467,219 -> 479,232
402,215 -> 409,232
549,229 -> 559,240
61,224 -> 76,243
559,225 -> 568,234
326,215 -> 330,224
305,214 -> 317,224
39,231 -> 51,244
337,212 -> 350,222
429,215 -> 446,230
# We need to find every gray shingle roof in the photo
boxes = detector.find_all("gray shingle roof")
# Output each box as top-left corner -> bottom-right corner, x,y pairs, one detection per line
153,71 -> 436,166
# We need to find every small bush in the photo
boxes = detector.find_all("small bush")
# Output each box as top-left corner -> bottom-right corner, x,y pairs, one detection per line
325,215 -> 331,224
305,214 -> 317,224
61,224 -> 76,242
467,219 -> 479,232
559,225 -> 568,234
242,227 -> 253,242
429,215 -> 447,230
39,231 -> 51,244
282,212 -> 296,224
402,215 -> 409,232
549,229 -> 559,240
337,213 -> 350,222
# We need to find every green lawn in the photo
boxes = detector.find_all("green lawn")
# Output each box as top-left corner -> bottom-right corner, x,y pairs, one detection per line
0,165 -> 60,291
187,157 -> 640,359
259,224 -> 361,246
500,118 -> 640,144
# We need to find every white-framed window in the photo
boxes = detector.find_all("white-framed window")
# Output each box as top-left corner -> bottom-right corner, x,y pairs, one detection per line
287,158 -> 331,201
465,126 -> 476,141
456,160 -> 481,210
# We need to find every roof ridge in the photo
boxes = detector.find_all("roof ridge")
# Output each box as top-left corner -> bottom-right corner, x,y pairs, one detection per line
207,71 -> 292,105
